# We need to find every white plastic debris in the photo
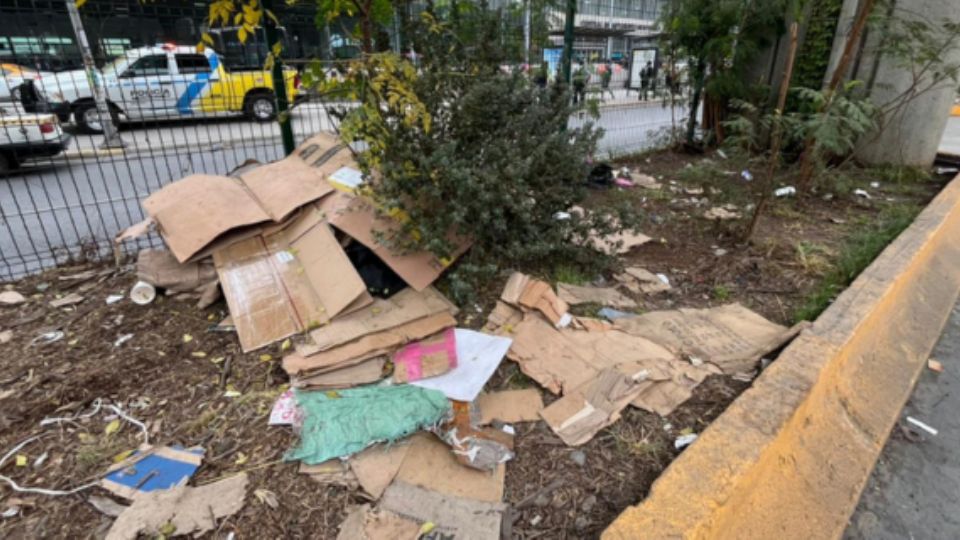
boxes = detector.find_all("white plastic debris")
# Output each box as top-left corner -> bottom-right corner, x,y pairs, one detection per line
869,181 -> 880,188
674,433 -> 698,449
853,189 -> 871,199
774,186 -> 796,197
716,149 -> 728,160
906,416 -> 938,436
741,170 -> 754,182
656,273 -> 670,286
30,331 -> 64,346
936,166 -> 959,175
553,211 -> 572,221
105,294 -> 124,305
113,334 -> 134,348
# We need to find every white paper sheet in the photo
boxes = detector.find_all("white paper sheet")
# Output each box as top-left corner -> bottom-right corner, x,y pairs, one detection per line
410,329 -> 512,401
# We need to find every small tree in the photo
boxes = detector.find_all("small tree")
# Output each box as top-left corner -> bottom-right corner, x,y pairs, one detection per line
322,8 -> 638,295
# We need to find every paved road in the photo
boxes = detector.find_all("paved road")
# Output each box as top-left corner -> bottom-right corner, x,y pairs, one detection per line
845,298 -> 960,540
0,100 -> 682,278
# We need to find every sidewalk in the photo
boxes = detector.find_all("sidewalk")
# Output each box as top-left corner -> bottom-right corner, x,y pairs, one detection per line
846,299 -> 960,539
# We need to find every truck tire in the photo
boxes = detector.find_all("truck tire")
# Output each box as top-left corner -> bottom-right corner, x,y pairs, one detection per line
0,152 -> 17,176
75,102 -> 119,134
245,92 -> 277,122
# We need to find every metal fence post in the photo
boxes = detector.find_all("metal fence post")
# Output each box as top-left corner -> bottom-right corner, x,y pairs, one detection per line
66,0 -> 126,149
262,0 -> 296,155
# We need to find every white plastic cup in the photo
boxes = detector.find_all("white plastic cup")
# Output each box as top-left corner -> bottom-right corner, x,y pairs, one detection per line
130,281 -> 157,305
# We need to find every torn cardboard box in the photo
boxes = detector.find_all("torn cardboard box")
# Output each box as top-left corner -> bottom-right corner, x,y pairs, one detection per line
143,132 -> 349,263
394,433 -> 506,504
349,442 -> 411,500
106,473 -> 247,540
380,481 -> 506,540
283,312 -> 457,376
476,389 -> 544,425
614,303 -> 803,374
619,267 -> 672,294
630,361 -> 720,417
300,460 -> 360,490
214,207 -> 371,352
541,368 -> 650,445
501,272 -> 571,327
136,248 -> 217,293
337,504 -> 421,540
557,282 -> 637,309
318,191 -> 470,291
302,287 -> 458,355
292,358 -> 386,389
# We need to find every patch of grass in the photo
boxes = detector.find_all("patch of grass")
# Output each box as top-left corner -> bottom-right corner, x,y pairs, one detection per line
553,264 -> 592,285
711,284 -> 731,301
793,205 -> 919,322
795,242 -> 833,276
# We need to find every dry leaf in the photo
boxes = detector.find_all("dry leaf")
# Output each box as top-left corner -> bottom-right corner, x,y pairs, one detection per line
253,488 -> 279,509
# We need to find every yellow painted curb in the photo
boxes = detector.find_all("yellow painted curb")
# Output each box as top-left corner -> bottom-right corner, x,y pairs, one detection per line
604,174 -> 960,540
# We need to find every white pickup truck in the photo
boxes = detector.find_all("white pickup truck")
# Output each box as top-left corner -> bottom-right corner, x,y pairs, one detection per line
0,105 -> 71,174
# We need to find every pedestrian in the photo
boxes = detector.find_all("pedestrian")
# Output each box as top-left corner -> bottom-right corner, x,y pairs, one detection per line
533,61 -> 548,89
639,61 -> 651,101
600,61 -> 614,100
572,63 -> 588,104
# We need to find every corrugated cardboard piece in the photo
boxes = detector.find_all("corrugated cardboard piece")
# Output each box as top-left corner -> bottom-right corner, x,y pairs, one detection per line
557,282 -> 637,309
476,389 -> 544,425
304,287 -> 457,354
291,358 -> 386,389
540,368 -> 649,445
394,433 -> 506,504
336,504 -> 421,540
143,133 -> 349,263
614,303 -> 803,374
380,481 -> 505,540
214,207 -> 370,352
283,312 -> 457,375
136,248 -> 216,292
318,191 -> 470,291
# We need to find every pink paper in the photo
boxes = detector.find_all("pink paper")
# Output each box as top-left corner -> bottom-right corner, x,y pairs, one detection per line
393,328 -> 457,382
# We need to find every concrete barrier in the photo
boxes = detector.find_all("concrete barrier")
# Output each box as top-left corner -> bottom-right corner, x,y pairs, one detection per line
604,175 -> 960,539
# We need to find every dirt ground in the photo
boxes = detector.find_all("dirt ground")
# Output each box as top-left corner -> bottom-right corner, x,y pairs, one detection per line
0,150 -> 945,539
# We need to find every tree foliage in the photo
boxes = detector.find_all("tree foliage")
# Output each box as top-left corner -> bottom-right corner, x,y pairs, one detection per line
307,6 -> 638,298
660,0 -> 794,145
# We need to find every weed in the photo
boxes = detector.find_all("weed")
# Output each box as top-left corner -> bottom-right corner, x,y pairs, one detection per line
712,284 -> 731,301
553,264 -> 592,285
794,205 -> 919,322
795,242 -> 833,275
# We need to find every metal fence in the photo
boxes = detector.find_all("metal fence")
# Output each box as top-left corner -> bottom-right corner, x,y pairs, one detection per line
0,1 -> 690,280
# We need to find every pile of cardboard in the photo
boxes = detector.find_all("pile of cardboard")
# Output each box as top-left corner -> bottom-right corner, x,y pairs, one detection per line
117,133 -> 468,355
485,273 -> 804,445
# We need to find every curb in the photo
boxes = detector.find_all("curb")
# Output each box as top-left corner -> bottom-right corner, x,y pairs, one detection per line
603,174 -> 960,539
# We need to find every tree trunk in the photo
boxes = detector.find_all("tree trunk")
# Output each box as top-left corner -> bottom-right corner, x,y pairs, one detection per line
685,57 -> 707,146
744,22 -> 800,242
797,0 -> 877,190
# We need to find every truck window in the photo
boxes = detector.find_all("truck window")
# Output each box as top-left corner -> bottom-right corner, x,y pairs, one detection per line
175,54 -> 211,75
120,55 -> 170,78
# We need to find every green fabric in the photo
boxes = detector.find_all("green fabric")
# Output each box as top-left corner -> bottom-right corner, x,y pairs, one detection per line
286,385 -> 450,465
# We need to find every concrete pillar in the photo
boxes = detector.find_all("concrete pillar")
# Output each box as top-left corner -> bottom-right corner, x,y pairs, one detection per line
854,0 -> 960,166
